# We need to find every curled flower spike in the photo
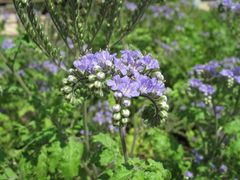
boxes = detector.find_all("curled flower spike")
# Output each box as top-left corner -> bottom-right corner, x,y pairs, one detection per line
62,50 -> 168,127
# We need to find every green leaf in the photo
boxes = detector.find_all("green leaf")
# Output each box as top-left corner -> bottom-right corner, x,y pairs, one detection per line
35,146 -> 48,180
93,133 -> 117,149
59,137 -> 84,179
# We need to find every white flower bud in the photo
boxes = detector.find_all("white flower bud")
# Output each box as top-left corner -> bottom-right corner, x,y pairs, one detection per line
68,75 -> 77,83
96,72 -> 105,80
121,118 -> 129,124
113,113 -> 121,121
159,101 -> 169,111
155,71 -> 164,81
122,109 -> 130,117
160,110 -> 168,119
63,86 -> 72,93
112,104 -> 121,112
94,81 -> 102,88
88,74 -> 96,82
122,99 -> 131,107
68,68 -> 75,74
114,92 -> 123,98
65,93 -> 72,100
62,78 -> 68,84
160,95 -> 167,102
93,65 -> 102,72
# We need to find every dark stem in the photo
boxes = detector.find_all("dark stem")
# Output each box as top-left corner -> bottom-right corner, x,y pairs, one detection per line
119,126 -> 128,164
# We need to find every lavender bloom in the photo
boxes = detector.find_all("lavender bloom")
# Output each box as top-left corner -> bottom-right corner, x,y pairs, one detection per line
1,38 -> 14,49
220,164 -> 228,173
185,171 -> 194,178
220,69 -> 234,77
125,1 -> 137,11
43,61 -> 58,74
189,78 -> 202,88
194,151 -> 204,163
107,75 -> 140,98
234,76 -> 240,84
199,84 -> 215,95
74,51 -> 115,73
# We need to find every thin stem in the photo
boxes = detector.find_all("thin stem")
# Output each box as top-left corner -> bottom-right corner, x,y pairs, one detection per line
119,126 -> 128,164
130,120 -> 137,157
83,101 -> 90,152
0,51 -> 32,96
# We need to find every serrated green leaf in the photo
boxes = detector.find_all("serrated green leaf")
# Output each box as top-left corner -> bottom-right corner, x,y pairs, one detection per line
93,133 -> 117,149
59,137 -> 83,179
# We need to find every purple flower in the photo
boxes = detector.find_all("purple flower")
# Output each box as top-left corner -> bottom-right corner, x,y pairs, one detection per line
43,61 -> 58,74
107,75 -> 140,98
140,55 -> 159,70
220,164 -> 228,173
185,171 -> 194,178
199,84 -> 215,95
125,1 -> 137,11
189,78 -> 202,88
2,38 -> 14,49
220,69 -> 234,77
234,76 -> 240,84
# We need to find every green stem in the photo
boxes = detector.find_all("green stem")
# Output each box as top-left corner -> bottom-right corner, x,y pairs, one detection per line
130,120 -> 137,157
119,126 -> 128,164
83,101 -> 90,152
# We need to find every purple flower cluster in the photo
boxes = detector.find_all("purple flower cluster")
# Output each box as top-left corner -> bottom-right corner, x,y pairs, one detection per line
90,101 -> 117,132
71,50 -> 167,126
189,57 -> 240,97
222,0 -> 240,12
149,4 -> 185,20
125,1 -> 137,12
1,38 -> 14,49
74,50 -> 165,99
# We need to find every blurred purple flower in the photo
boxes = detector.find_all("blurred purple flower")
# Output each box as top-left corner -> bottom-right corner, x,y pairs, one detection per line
125,1 -> 137,11
43,61 -> 58,74
220,164 -> 228,173
185,171 -> 194,178
2,38 -> 14,49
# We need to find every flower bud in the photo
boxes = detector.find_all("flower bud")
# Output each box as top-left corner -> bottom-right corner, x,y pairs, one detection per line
94,81 -> 102,88
88,74 -> 96,82
112,104 -> 121,112
68,68 -> 75,74
159,101 -> 169,111
159,95 -> 167,102
160,110 -> 168,119
155,71 -> 164,81
62,78 -> 68,84
122,109 -> 130,117
96,72 -> 105,80
114,92 -> 123,99
113,113 -> 121,121
93,65 -> 101,72
68,75 -> 77,83
121,118 -> 129,124
63,86 -> 72,93
65,93 -> 72,100
122,99 -> 131,107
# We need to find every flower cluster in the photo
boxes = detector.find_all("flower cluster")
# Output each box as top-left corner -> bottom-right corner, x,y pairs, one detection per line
89,101 -> 117,133
188,57 -> 240,106
1,38 -> 14,49
221,0 -> 240,12
63,50 -> 168,126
